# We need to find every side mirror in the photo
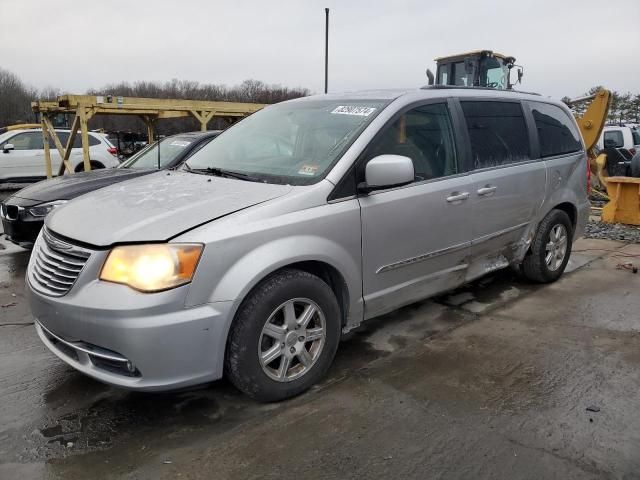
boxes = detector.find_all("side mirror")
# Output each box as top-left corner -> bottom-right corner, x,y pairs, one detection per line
3,143 -> 14,153
358,155 -> 414,193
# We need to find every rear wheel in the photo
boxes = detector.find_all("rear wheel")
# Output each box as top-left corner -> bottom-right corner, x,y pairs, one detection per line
74,161 -> 104,173
521,209 -> 573,283
225,269 -> 341,402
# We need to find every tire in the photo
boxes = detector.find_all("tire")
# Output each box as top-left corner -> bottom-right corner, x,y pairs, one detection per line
225,269 -> 341,402
521,209 -> 573,283
74,161 -> 104,173
631,152 -> 640,178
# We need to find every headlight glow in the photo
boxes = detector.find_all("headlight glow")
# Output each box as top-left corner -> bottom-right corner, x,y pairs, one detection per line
100,244 -> 203,292
27,200 -> 68,217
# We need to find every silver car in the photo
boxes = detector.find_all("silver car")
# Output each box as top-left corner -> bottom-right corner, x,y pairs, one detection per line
27,88 -> 589,401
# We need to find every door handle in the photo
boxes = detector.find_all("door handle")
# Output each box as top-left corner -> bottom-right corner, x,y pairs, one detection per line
477,186 -> 497,196
446,192 -> 470,203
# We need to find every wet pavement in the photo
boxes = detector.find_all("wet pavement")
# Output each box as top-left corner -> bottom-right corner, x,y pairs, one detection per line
1,207 -> 640,479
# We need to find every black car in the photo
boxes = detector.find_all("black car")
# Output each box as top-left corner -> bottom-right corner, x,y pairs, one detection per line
0,130 -> 221,248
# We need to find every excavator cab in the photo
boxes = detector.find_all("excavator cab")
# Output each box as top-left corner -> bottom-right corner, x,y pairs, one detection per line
430,50 -> 522,90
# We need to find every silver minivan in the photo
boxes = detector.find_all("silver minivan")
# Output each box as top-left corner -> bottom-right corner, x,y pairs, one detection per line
27,88 -> 589,401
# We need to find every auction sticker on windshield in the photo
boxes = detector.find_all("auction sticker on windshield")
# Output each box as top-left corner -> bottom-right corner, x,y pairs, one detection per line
331,106 -> 377,116
298,164 -> 319,176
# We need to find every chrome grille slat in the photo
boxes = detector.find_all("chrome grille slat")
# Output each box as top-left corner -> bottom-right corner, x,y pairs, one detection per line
38,247 -> 87,266
38,250 -> 84,273
29,228 -> 92,297
31,268 -> 68,291
34,257 -> 76,282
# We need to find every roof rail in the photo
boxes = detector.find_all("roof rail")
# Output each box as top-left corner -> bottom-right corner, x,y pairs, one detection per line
419,85 -> 541,96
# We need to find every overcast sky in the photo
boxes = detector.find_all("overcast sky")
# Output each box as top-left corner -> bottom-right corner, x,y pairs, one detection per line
2,0 -> 639,100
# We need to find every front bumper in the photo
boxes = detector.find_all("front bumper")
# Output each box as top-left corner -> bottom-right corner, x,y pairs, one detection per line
28,276 -> 234,391
1,215 -> 41,248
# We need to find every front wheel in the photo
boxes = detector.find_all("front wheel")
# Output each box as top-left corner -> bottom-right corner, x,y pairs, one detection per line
225,269 -> 341,402
521,209 -> 573,283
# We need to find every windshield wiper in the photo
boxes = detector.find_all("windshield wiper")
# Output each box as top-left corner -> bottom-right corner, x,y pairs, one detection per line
185,165 -> 263,182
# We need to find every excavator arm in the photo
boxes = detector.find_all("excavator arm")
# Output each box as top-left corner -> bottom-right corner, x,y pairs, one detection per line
569,89 -> 611,152
566,89 -> 611,189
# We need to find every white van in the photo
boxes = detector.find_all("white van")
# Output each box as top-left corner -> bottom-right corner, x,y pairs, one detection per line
597,125 -> 640,155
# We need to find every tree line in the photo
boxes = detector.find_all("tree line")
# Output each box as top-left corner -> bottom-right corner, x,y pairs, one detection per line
0,67 -> 310,134
563,86 -> 640,125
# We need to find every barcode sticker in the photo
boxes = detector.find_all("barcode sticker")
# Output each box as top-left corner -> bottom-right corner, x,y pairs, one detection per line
331,106 -> 377,116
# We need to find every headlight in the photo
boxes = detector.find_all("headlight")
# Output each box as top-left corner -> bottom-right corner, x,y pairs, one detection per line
100,244 -> 203,292
27,200 -> 68,217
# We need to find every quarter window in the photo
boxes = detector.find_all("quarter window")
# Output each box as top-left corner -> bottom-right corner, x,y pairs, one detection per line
461,101 -> 530,168
366,103 -> 458,182
530,102 -> 582,157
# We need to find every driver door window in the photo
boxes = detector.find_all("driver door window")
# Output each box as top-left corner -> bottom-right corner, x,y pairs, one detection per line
366,103 -> 458,182
6,132 -> 43,150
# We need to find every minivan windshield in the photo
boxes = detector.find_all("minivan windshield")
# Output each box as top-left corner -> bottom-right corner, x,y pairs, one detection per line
183,99 -> 388,185
120,136 -> 196,170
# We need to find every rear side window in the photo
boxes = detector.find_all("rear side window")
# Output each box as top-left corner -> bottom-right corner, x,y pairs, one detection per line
633,129 -> 640,145
530,102 -> 582,157
55,132 -> 101,148
603,130 -> 624,149
461,101 -> 530,168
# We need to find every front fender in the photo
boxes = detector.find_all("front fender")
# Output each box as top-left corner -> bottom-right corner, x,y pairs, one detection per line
209,235 -> 361,317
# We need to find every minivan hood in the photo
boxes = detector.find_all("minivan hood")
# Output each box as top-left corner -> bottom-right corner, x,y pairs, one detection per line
46,171 -> 293,246
12,168 -> 147,204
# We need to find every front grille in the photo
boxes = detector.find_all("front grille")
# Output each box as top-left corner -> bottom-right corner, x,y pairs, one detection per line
6,205 -> 19,220
2,203 -> 20,220
30,228 -> 91,296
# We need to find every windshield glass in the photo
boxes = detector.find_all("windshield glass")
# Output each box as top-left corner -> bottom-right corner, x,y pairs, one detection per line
480,57 -> 509,89
120,136 -> 196,170
184,99 -> 388,185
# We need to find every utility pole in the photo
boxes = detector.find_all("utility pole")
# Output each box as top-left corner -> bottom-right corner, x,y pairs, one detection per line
324,7 -> 329,94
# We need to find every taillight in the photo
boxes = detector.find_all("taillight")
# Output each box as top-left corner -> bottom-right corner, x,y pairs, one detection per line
630,148 -> 636,156
107,147 -> 118,156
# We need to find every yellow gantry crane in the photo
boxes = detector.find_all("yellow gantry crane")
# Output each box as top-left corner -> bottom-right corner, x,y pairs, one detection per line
32,95 -> 265,178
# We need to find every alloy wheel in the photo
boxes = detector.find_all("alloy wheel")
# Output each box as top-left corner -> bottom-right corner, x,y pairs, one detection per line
258,298 -> 326,382
545,224 -> 568,271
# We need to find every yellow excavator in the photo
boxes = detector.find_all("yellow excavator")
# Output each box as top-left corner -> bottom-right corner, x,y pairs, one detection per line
427,50 -> 523,90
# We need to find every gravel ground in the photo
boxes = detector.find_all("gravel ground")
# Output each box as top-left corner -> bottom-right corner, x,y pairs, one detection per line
585,218 -> 640,243
585,193 -> 640,243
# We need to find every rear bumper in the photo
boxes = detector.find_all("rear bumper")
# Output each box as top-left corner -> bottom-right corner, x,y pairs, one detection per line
27,280 -> 234,391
